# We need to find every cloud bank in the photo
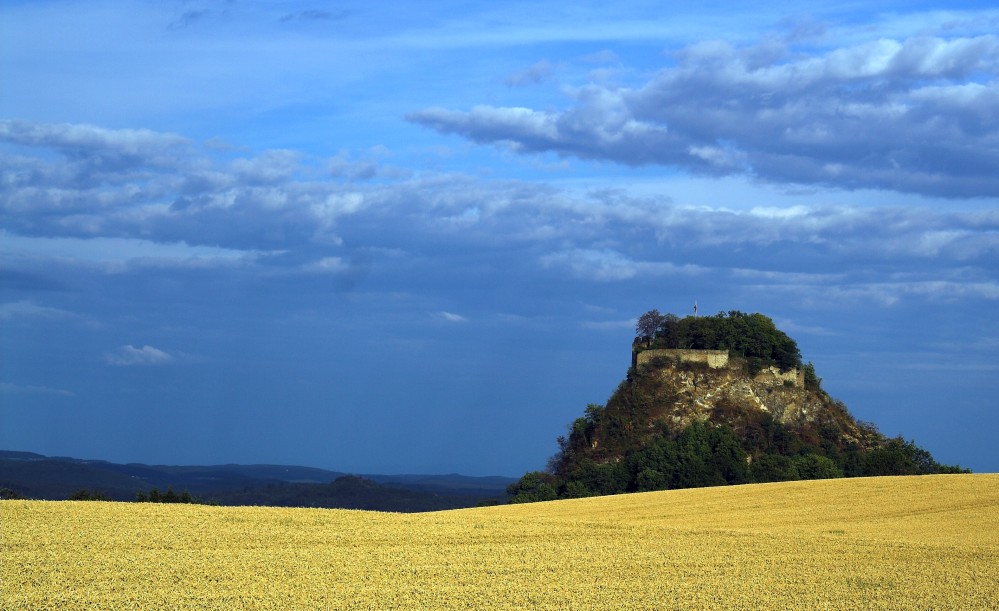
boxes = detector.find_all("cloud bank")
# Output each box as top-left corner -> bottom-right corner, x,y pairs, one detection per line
2,119 -> 997,309
409,33 -> 999,198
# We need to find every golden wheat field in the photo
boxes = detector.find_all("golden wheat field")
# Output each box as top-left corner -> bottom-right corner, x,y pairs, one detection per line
3,474 -> 998,609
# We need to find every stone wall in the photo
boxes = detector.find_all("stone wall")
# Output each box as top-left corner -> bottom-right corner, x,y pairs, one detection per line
634,349 -> 730,369
754,366 -> 804,388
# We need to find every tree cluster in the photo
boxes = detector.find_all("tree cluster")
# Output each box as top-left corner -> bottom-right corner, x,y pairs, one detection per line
66,486 -> 202,503
67,488 -> 113,501
135,486 -> 199,504
635,310 -> 803,372
0,487 -> 24,500
510,416 -> 966,503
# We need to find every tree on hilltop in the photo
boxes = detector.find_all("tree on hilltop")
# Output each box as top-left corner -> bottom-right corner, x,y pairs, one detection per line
635,309 -> 665,346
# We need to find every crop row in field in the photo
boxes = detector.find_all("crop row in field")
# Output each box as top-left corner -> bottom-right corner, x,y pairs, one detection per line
3,474 -> 997,609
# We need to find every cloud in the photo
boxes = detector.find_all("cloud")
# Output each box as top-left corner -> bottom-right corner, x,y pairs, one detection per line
741,275 -> 999,307
168,10 -> 210,31
0,300 -> 79,321
231,150 -> 301,185
408,32 -> 999,197
0,119 -> 189,169
6,119 -> 990,263
438,311 -> 467,323
327,150 -> 408,182
279,9 -> 350,23
579,318 -> 635,331
0,382 -> 75,397
0,121 -> 372,249
3,119 -> 997,320
541,248 -> 706,281
506,60 -> 556,87
106,345 -> 173,366
1,233 -> 260,274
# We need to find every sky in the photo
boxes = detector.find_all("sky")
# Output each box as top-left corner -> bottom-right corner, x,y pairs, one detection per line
1,0 -> 997,476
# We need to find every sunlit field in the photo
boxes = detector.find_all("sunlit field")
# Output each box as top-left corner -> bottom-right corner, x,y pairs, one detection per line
4,474 -> 997,609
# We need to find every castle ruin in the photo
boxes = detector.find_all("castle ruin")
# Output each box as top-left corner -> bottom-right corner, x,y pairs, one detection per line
634,348 -> 730,369
633,348 -> 804,387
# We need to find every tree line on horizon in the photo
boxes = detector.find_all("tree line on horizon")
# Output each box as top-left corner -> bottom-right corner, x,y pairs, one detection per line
59,486 -> 202,503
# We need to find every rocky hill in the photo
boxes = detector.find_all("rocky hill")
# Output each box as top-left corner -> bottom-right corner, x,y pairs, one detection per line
595,355 -> 878,458
507,311 -> 966,502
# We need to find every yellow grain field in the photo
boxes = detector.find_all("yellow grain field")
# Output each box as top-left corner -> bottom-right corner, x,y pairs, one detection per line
3,474 -> 998,609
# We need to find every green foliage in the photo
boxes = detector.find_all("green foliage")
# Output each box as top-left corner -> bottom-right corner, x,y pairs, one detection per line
68,488 -> 112,501
802,362 -> 822,391
792,454 -> 844,480
635,309 -> 665,345
561,459 -> 630,496
136,486 -> 197,504
749,454 -> 800,483
635,309 -> 803,372
529,421 -> 752,501
561,480 -> 596,499
861,437 -> 969,476
507,472 -> 559,504
634,468 -> 669,492
0,487 -> 24,500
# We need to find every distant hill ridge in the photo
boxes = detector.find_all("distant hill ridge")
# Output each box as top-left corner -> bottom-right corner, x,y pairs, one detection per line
507,310 -> 967,502
0,450 -> 514,511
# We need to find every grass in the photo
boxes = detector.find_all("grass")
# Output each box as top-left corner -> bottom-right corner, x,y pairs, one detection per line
3,474 -> 997,609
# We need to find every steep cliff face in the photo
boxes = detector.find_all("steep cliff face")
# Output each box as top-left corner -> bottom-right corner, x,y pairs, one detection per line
650,362 -> 856,439
554,356 -> 880,472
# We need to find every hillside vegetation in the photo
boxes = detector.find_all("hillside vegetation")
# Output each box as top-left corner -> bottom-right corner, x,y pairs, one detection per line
4,475 -> 997,609
509,310 -> 966,503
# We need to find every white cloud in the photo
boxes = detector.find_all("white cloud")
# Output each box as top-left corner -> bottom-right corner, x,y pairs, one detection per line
408,31 -> 999,197
302,257 -> 351,274
579,318 -> 635,331
541,248 -> 706,281
0,119 -> 189,168
0,233 -> 259,272
438,311 -> 467,323
0,382 -> 75,397
106,345 -> 173,366
231,150 -> 300,185
0,300 -> 78,321
747,278 -> 999,307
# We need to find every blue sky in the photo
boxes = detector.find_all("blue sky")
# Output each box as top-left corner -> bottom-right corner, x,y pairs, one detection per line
2,0 -> 997,476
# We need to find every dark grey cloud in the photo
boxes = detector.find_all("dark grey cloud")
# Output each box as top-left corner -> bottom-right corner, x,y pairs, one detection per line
408,33 -> 999,198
